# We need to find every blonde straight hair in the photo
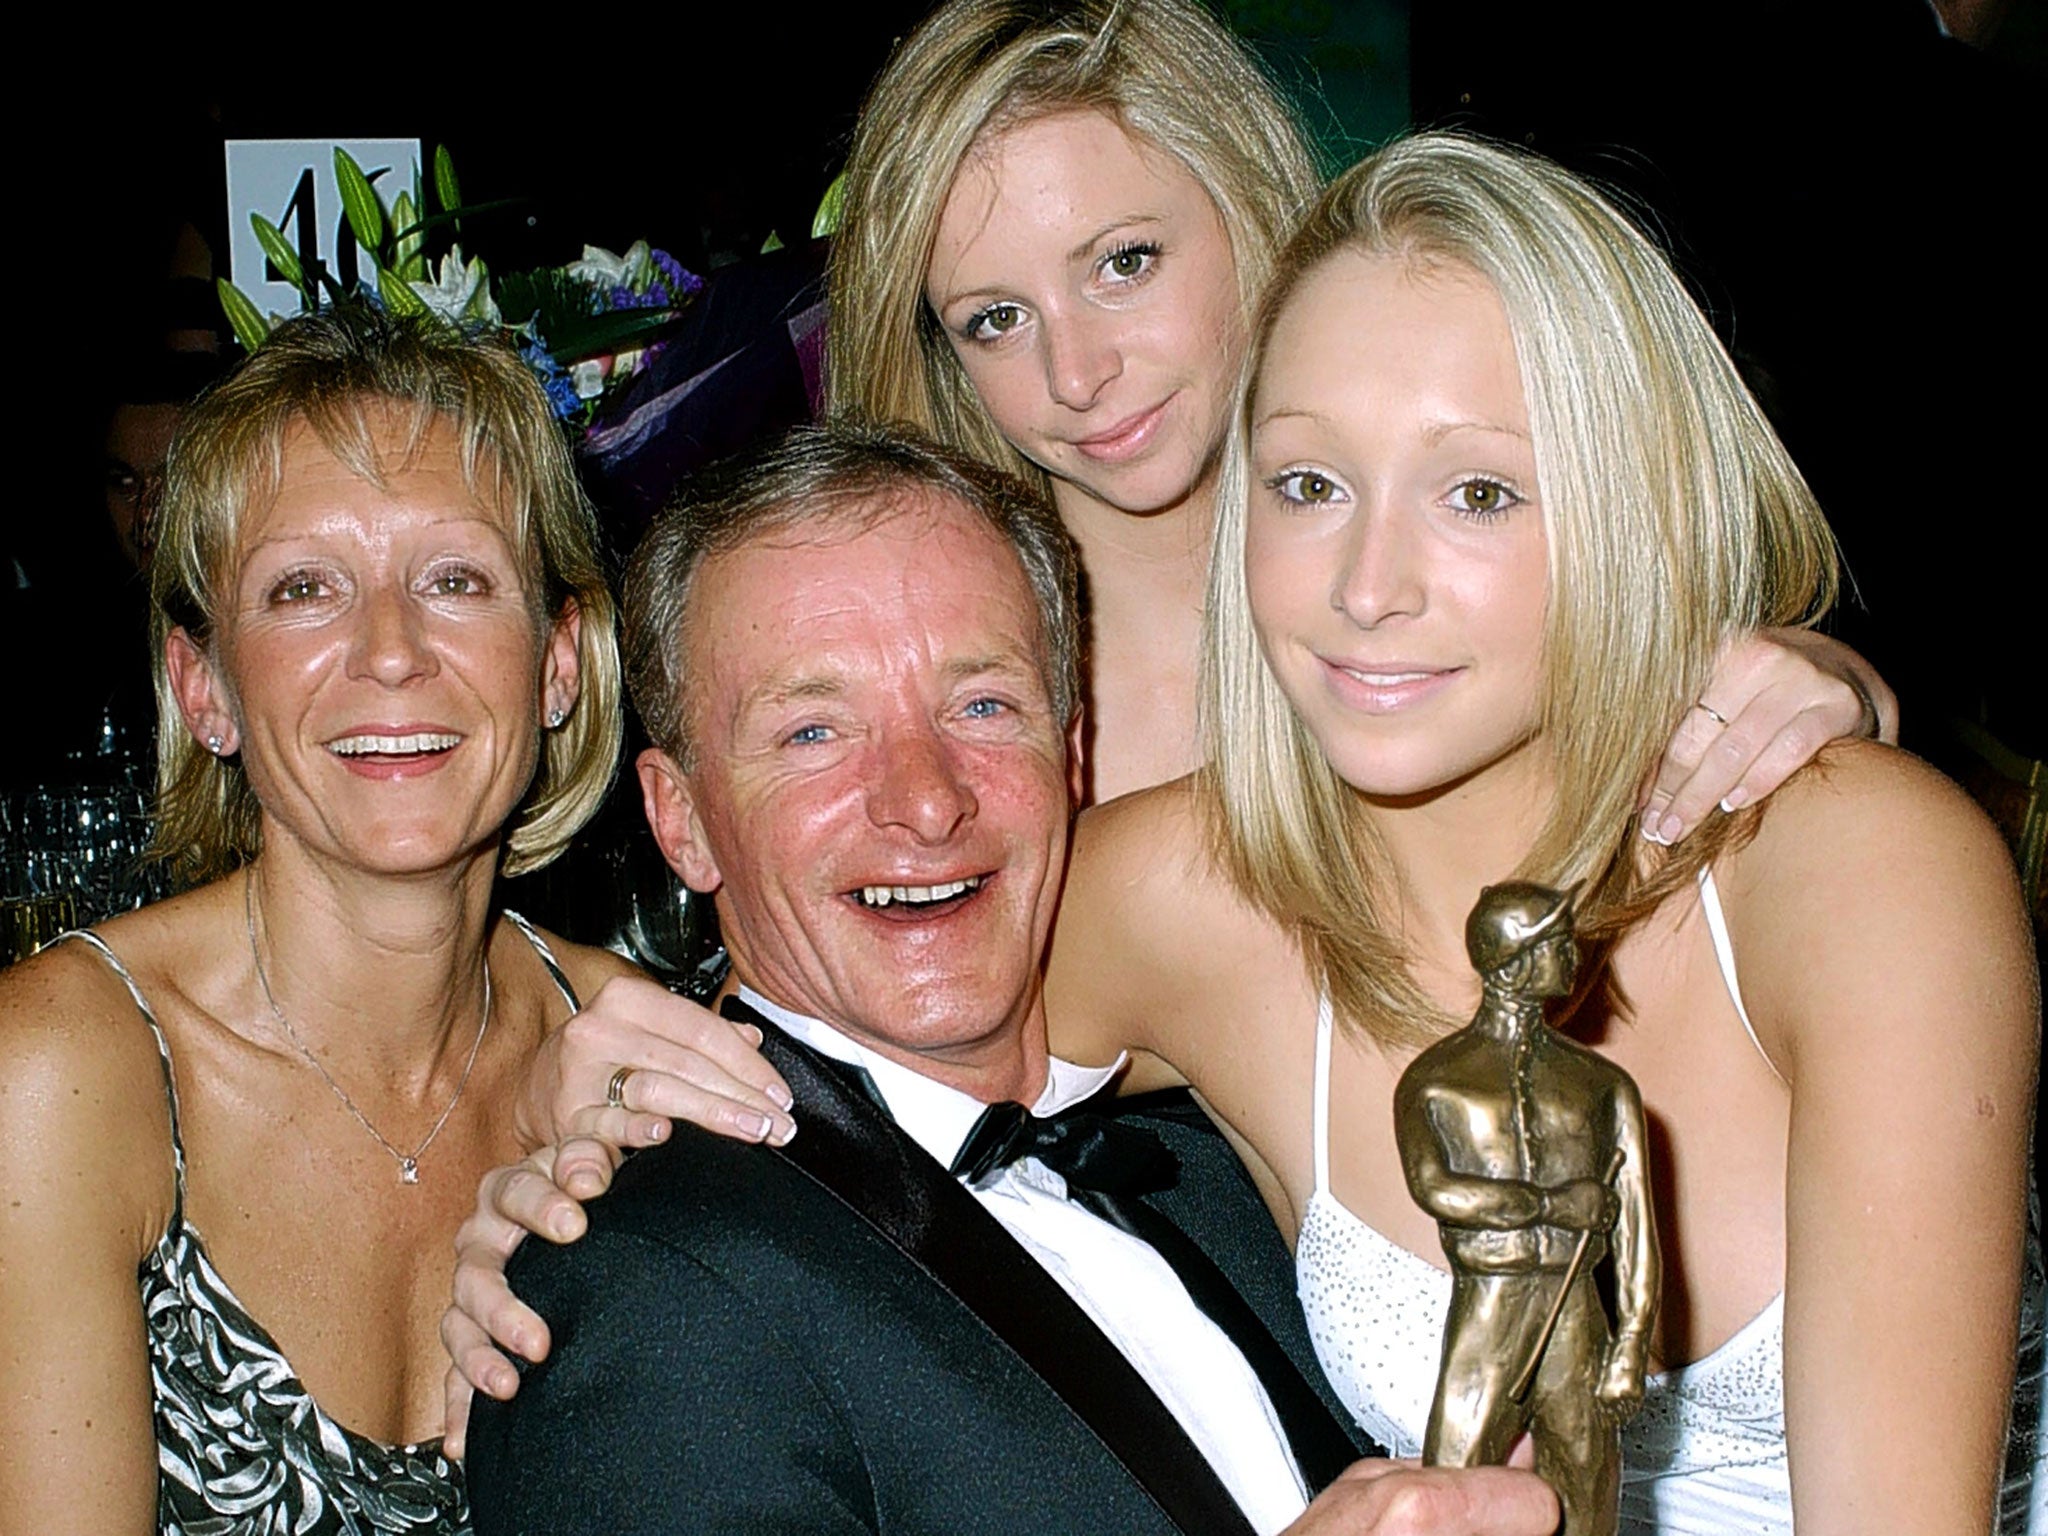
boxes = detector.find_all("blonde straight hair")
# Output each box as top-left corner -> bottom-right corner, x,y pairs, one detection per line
152,307 -> 624,885
825,0 -> 1320,500
1204,133 -> 1840,1049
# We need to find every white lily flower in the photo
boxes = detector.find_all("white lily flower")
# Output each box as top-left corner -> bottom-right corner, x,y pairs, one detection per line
567,240 -> 653,292
408,246 -> 501,326
571,359 -> 608,400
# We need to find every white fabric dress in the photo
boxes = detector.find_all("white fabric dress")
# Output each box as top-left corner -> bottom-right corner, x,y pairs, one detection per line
1294,870 -> 2045,1533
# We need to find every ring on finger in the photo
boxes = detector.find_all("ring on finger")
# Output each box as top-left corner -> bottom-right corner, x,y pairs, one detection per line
1692,700 -> 1730,727
606,1066 -> 634,1109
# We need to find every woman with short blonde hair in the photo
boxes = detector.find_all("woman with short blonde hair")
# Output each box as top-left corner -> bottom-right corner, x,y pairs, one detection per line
151,306 -> 624,885
0,307 -> 781,1534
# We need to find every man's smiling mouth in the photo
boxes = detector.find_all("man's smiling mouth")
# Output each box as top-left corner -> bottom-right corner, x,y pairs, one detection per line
855,876 -> 983,910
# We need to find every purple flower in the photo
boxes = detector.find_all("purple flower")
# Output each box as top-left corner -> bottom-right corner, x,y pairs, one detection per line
652,249 -> 702,300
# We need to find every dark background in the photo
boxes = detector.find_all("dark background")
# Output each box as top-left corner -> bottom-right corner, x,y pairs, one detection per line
18,1 -> 2045,785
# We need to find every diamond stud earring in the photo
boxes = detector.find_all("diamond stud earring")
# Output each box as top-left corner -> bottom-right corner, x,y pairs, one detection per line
206,734 -> 224,755
547,708 -> 566,728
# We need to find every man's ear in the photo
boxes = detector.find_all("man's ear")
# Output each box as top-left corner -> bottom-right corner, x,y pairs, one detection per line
164,627 -> 240,756
540,596 -> 584,726
637,747 -> 722,893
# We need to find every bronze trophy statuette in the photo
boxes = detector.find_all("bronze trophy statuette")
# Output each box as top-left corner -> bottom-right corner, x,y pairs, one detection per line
1394,882 -> 1660,1536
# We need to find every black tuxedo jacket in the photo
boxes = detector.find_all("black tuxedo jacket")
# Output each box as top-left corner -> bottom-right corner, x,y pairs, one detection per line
466,1023 -> 1374,1535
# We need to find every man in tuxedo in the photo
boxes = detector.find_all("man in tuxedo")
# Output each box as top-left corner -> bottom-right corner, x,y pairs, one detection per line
463,424 -> 1557,1536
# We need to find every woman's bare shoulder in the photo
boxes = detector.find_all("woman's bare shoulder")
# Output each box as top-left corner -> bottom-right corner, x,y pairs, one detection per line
500,918 -> 642,1006
1731,739 -> 2018,909
1069,775 -> 1270,949
1721,739 -> 2035,1061
0,933 -> 178,1243
1052,774 -> 1288,1063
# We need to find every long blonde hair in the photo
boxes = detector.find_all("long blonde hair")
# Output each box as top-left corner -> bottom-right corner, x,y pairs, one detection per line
825,0 -> 1320,501
152,307 -> 624,885
1204,133 -> 1840,1049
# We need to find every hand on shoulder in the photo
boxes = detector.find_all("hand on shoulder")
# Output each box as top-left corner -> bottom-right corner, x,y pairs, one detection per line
503,924 -> 795,1157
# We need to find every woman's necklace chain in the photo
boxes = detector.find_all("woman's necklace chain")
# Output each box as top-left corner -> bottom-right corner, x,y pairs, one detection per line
243,871 -> 491,1185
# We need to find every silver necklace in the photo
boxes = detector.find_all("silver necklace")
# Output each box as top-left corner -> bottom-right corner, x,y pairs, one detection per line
244,872 -> 491,1184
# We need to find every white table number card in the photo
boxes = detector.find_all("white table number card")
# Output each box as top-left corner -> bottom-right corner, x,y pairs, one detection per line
225,139 -> 422,315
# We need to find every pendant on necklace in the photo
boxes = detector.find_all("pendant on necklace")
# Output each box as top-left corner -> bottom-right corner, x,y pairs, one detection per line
399,1158 -> 420,1185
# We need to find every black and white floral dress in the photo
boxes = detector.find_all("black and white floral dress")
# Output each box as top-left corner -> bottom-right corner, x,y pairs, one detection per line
69,919 -> 577,1535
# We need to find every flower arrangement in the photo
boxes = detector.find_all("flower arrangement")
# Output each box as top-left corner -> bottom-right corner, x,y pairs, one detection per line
216,146 -> 702,430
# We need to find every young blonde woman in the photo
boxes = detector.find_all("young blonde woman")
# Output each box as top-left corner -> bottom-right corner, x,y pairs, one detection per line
1040,136 -> 2041,1532
824,0 -> 1891,813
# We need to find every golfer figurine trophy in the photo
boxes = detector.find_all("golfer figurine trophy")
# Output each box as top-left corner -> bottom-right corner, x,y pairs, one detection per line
1393,881 -> 1660,1536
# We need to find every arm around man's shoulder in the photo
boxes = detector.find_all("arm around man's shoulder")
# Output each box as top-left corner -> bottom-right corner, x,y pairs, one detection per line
463,1129 -> 879,1536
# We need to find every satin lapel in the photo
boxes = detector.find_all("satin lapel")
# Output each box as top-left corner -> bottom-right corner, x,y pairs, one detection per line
731,1007 -> 1257,1536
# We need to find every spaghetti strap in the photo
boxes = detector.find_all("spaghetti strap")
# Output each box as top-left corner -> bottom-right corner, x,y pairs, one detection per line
59,929 -> 187,1225
1695,868 -> 1784,1085
1311,993 -> 1336,1195
501,909 -> 581,1012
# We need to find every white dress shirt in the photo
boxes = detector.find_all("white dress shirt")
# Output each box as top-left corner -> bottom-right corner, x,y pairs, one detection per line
739,986 -> 1310,1535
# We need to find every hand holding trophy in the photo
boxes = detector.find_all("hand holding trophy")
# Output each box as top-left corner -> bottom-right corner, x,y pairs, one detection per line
1394,882 -> 1661,1536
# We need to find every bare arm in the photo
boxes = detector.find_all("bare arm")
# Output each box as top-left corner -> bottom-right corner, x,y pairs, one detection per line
1641,628 -> 1896,846
1045,780 -> 1244,1090
1735,743 -> 2036,1534
0,948 -> 173,1532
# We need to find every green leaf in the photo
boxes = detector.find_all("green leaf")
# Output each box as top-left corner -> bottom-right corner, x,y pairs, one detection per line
394,197 -> 524,245
544,307 -> 687,363
496,266 -> 597,335
392,190 -> 424,280
334,148 -> 386,257
433,144 -> 462,218
759,229 -> 785,254
216,279 -> 272,353
377,265 -> 430,317
810,172 -> 847,240
249,212 -> 306,296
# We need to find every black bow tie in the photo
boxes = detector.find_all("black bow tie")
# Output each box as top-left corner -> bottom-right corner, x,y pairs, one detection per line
948,1096 -> 1178,1197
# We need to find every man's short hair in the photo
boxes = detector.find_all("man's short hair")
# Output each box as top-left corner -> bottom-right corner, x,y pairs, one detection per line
624,420 -> 1080,767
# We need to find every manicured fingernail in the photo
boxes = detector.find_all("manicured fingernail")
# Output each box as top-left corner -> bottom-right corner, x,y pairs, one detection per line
767,1082 -> 794,1111
1639,809 -> 1673,846
772,1117 -> 797,1147
741,1023 -> 764,1045
740,1111 -> 773,1140
646,1117 -> 670,1140
1720,788 -> 1748,812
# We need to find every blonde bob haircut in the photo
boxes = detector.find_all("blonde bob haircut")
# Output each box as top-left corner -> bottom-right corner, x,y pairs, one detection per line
826,0 -> 1321,501
151,306 -> 624,885
1204,133 -> 1840,1049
